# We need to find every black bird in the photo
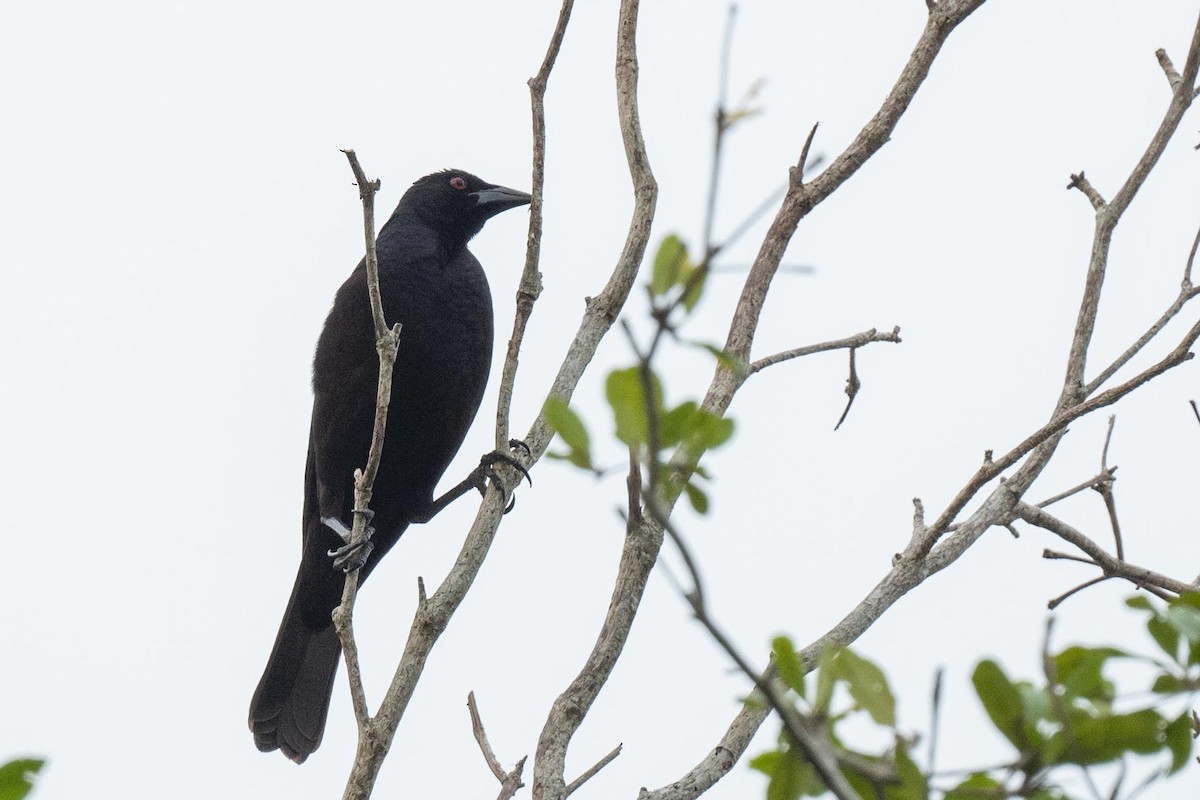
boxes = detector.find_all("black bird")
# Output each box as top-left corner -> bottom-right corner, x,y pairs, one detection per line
249,169 -> 531,763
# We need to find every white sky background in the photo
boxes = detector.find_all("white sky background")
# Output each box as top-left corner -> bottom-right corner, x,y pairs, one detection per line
2,1 -> 1199,798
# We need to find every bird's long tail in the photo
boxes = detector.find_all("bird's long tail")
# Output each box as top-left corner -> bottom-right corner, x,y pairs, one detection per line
248,558 -> 343,764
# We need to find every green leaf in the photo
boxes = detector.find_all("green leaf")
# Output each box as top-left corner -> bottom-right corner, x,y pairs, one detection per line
1126,595 -> 1155,611
772,636 -> 807,697
835,649 -> 896,726
1063,709 -> 1167,765
945,773 -> 1003,800
890,745 -> 927,800
1165,602 -> 1200,644
605,367 -> 662,449
659,401 -> 700,448
542,397 -> 592,469
750,748 -> 823,800
1151,673 -> 1185,694
0,759 -> 45,800
1147,615 -> 1181,662
972,660 -> 1027,751
749,750 -> 779,776
1054,645 -> 1124,702
682,410 -> 735,461
683,482 -> 709,514
650,235 -> 691,297
1164,711 -> 1194,774
814,646 -> 837,715
681,263 -> 707,311
1173,592 -> 1200,611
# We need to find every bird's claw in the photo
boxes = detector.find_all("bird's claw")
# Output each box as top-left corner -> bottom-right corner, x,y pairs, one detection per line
469,447 -> 532,513
325,518 -> 376,573
485,448 -> 532,487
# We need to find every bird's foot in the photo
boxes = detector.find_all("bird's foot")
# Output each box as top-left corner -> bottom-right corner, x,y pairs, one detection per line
472,441 -> 533,514
323,513 -> 376,573
408,442 -> 533,523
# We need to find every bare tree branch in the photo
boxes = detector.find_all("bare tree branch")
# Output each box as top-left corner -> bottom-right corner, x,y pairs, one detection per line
749,326 -> 901,374
702,2 -> 739,261
468,692 -> 527,800
495,0 -> 576,446
530,3 -> 658,799
1061,14 -> 1200,407
1018,502 -> 1199,596
330,149 -> 403,734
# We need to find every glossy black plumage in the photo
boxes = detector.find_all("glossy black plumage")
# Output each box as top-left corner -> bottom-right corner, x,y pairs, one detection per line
249,169 -> 530,763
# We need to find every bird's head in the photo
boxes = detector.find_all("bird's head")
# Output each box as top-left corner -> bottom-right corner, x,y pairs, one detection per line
403,169 -> 531,247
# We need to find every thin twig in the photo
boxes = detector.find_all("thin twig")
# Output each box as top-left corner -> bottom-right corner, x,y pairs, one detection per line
702,3 -> 738,261
1043,548 -> 1101,567
1019,502 -> 1197,596
1183,220 -> 1200,287
1036,468 -> 1117,509
919,315 -> 1200,557
496,0 -> 575,446
1047,576 -> 1114,610
331,149 -> 403,732
468,692 -> 509,783
749,326 -> 901,373
928,668 -> 943,778
1101,415 -> 1116,470
794,123 -> 820,186
564,744 -> 623,798
1063,14 -> 1200,408
1094,481 -> 1124,562
833,347 -> 860,430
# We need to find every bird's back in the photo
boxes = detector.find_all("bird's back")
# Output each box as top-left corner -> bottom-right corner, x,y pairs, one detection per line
311,212 -> 495,543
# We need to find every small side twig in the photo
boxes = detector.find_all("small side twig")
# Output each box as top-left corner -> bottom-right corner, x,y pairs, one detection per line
468,692 -> 527,800
792,122 -> 820,188
1157,47 -> 1183,91
749,326 -> 901,374
927,667 -> 943,778
564,744 -> 624,798
1067,171 -> 1107,210
1047,575 -> 1115,610
1035,468 -> 1117,509
1020,502 -> 1196,596
833,347 -> 860,430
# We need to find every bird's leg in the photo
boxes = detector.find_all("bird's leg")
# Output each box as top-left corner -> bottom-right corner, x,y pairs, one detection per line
324,510 -> 376,573
408,440 -> 532,524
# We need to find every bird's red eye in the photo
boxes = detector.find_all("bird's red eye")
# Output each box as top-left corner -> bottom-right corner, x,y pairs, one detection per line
450,176 -> 467,190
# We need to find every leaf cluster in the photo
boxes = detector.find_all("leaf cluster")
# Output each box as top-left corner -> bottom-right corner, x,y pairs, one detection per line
544,235 -> 742,514
752,640 -> 923,800
751,595 -> 1200,800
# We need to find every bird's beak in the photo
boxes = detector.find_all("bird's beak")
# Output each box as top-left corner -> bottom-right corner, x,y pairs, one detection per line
470,185 -> 532,215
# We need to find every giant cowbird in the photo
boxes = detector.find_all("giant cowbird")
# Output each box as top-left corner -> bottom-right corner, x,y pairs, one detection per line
249,169 -> 531,763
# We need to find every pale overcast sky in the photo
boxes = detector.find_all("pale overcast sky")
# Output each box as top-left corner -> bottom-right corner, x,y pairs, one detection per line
3,2 -> 1198,799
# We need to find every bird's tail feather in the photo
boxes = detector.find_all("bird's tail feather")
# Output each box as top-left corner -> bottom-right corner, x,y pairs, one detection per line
248,597 -> 342,763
